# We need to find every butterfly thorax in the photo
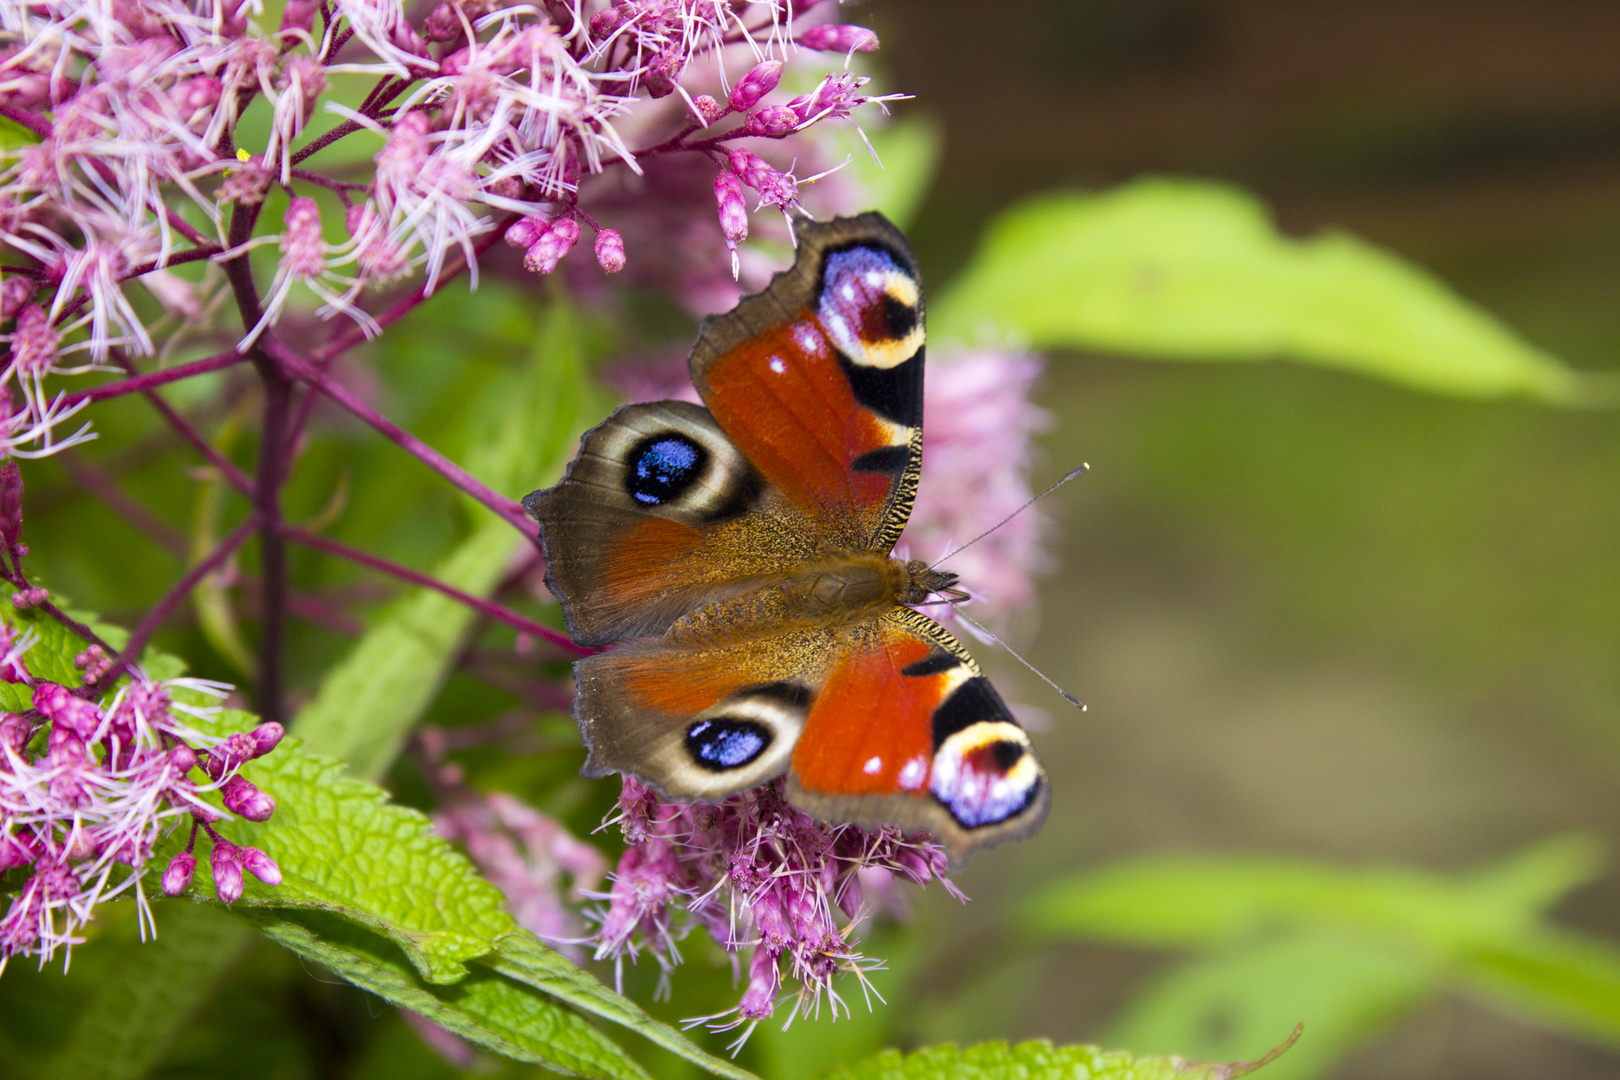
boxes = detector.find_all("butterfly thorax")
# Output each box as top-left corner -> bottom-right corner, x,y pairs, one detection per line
667,555 -> 959,647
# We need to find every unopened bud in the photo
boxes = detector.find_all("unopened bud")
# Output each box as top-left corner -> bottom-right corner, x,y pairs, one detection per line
169,743 -> 197,774
594,228 -> 625,274
728,60 -> 782,112
714,172 -> 748,245
210,842 -> 244,903
162,851 -> 196,895
0,276 -> 36,320
241,846 -> 282,886
744,105 -> 799,138
523,219 -> 580,274
644,48 -> 682,98
222,775 -> 276,822
798,24 -> 880,53
690,94 -> 723,127
505,215 -> 546,249
249,722 -> 285,758
280,0 -> 320,33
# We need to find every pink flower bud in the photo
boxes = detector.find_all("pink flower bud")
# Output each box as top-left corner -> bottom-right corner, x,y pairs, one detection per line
11,586 -> 47,610
249,722 -> 285,758
222,775 -> 276,821
0,713 -> 31,753
280,0 -> 320,33
0,276 -> 36,320
738,944 -> 780,1020
644,48 -> 682,98
161,851 -> 195,895
797,24 -> 880,53
0,459 -> 20,550
241,846 -> 282,886
169,743 -> 197,774
523,218 -> 580,274
728,60 -> 782,111
505,215 -> 545,248
594,228 -> 626,274
690,94 -> 722,126
210,842 -> 244,903
423,1 -> 460,41
744,105 -> 798,138
33,682 -> 99,737
714,172 -> 748,245
589,5 -> 628,39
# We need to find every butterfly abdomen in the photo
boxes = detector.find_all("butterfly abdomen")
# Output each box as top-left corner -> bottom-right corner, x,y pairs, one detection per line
667,553 -> 919,646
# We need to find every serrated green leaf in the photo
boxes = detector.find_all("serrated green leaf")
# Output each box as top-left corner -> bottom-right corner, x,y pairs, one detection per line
251,910 -> 650,1080
490,934 -> 757,1080
931,179 -> 1600,403
820,1035 -> 1291,1080
292,300 -> 599,780
37,905 -> 251,1080
164,728 -> 517,983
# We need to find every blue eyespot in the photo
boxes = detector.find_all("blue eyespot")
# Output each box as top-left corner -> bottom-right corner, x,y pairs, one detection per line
686,719 -> 771,771
626,433 -> 706,506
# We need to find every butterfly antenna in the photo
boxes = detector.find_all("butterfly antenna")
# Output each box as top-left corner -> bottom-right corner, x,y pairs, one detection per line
954,608 -> 1087,712
931,464 -> 1090,569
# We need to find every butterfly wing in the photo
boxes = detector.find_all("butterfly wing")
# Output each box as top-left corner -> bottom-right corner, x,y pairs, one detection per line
573,606 -> 1046,859
786,608 -> 1047,858
525,400 -> 820,645
689,212 -> 926,554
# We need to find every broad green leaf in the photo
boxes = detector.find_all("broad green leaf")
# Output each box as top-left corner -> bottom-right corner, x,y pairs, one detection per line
38,905 -> 251,1080
1459,929 -> 1620,1049
931,179 -> 1596,403
490,934 -> 756,1080
251,911 -> 650,1080
292,301 -> 596,779
819,1034 -> 1294,1080
167,726 -> 518,983
1023,838 -> 1604,954
1111,933 -> 1433,1080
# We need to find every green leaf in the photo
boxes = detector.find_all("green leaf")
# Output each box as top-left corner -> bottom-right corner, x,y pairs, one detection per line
840,116 -> 943,230
167,728 -> 517,983
251,911 -> 650,1080
490,934 -> 757,1080
931,179 -> 1598,403
38,905 -> 252,1080
819,1035 -> 1294,1080
1458,929 -> 1620,1050
1110,933 -> 1433,1080
291,300 -> 597,780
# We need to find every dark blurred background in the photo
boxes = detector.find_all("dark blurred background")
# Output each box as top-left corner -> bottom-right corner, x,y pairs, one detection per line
867,3 -> 1620,1077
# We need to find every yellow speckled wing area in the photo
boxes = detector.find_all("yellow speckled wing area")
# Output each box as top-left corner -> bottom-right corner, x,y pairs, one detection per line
690,213 -> 926,554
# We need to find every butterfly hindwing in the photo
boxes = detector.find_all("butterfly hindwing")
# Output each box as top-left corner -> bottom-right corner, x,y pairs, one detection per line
689,212 -> 926,553
525,400 -> 820,645
785,609 -> 1049,856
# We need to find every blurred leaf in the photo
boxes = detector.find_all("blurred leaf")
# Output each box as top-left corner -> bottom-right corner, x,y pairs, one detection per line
38,905 -> 250,1080
1110,933 -> 1433,1080
932,179 -> 1599,403
1459,929 -> 1620,1050
252,911 -> 652,1080
291,300 -> 596,780
845,116 -> 943,230
819,1034 -> 1294,1080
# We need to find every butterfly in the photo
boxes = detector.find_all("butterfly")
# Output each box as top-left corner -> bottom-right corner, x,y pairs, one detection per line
523,212 -> 1047,859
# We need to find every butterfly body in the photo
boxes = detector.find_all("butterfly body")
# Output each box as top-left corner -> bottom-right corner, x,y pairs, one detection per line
526,212 -> 1048,859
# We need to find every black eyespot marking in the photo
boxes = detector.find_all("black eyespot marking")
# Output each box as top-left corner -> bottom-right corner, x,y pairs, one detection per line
839,346 -> 923,427
987,739 -> 1025,772
626,432 -> 707,506
931,676 -> 1015,746
733,681 -> 813,709
901,653 -> 961,678
880,294 -> 919,340
851,445 -> 912,475
686,718 -> 772,771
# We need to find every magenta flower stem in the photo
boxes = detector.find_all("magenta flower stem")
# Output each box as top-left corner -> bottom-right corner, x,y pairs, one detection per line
0,103 -> 51,139
107,349 -> 255,495
87,513 -> 262,698
68,349 -> 251,406
266,340 -> 537,539
281,527 -> 582,653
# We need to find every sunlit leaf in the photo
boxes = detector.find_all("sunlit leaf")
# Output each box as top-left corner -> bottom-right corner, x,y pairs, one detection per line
932,179 -> 1601,403
820,1034 -> 1295,1080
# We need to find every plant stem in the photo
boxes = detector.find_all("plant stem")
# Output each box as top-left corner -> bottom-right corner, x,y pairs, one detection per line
86,514 -> 262,697
265,340 -> 537,538
105,349 -> 255,496
281,526 -> 582,652
67,349 -> 250,406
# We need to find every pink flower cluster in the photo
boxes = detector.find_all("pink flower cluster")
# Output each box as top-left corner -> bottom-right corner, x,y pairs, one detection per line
0,624 -> 283,972
1,0 -> 902,455
589,777 -> 960,1044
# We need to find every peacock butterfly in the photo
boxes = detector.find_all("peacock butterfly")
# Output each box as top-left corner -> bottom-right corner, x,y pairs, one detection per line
523,212 -> 1047,859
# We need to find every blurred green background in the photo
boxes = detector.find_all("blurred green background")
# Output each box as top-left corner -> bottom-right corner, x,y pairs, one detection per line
877,2 -> 1620,1078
